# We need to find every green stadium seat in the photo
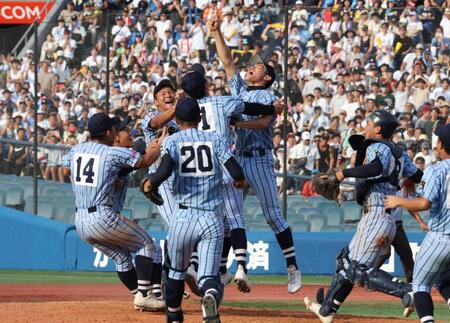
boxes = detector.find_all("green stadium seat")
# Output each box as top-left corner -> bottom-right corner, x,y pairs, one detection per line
324,207 -> 344,225
137,219 -> 152,228
343,224 -> 358,232
41,186 -> 63,196
147,223 -> 164,231
127,187 -> 140,197
287,214 -> 305,224
37,203 -> 55,219
58,207 -> 75,224
306,196 -> 328,207
290,201 -> 312,210
309,214 -> 327,232
291,220 -> 310,232
0,191 -> 6,205
320,225 -> 344,232
133,201 -> 153,219
298,207 -> 322,221
317,201 -> 339,209
121,207 -> 134,219
5,187 -> 24,209
248,223 -> 269,231
342,202 -> 362,223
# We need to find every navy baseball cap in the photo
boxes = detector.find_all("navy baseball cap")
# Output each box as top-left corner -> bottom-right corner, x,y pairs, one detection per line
181,71 -> 206,99
435,123 -> 450,147
190,63 -> 205,76
113,115 -> 131,132
153,79 -> 175,97
88,112 -> 120,136
175,97 -> 201,122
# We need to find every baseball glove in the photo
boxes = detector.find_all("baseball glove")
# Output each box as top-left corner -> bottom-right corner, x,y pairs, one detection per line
140,177 -> 164,205
311,173 -> 340,201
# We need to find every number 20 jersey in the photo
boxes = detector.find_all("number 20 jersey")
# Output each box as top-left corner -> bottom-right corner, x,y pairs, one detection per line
163,128 -> 232,211
62,142 -> 140,209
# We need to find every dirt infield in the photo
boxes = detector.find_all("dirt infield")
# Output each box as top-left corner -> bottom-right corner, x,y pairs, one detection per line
0,283 -> 437,322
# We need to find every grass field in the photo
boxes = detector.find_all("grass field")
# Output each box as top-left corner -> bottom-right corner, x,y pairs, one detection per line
1,270 -> 449,321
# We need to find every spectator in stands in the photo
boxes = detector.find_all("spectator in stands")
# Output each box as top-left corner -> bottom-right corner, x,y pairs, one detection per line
7,128 -> 28,176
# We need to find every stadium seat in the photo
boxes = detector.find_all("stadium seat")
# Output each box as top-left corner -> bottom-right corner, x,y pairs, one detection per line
307,196 -> 328,207
290,220 -> 310,232
287,214 -> 305,224
317,201 -> 339,209
37,204 -> 55,219
343,224 -> 358,232
127,187 -> 140,197
309,214 -> 327,232
58,207 -> 75,224
41,186 -> 63,196
147,223 -> 164,231
342,202 -> 362,223
0,191 -> 6,205
248,223 -> 269,231
137,218 -> 152,228
324,207 -> 344,225
5,187 -> 24,209
290,201 -> 312,211
298,207 -> 323,221
132,201 -> 153,219
121,207 -> 134,219
128,196 -> 150,207
320,225 -> 344,232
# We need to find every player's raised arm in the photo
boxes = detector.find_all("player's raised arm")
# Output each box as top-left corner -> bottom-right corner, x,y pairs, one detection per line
232,115 -> 273,130
208,18 -> 237,80
135,128 -> 167,169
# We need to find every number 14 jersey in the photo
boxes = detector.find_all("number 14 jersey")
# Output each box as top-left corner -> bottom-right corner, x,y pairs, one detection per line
62,142 -> 140,209
162,128 -> 232,211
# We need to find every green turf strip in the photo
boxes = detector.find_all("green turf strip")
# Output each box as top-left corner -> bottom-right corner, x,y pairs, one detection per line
0,270 -> 332,285
222,300 -> 450,321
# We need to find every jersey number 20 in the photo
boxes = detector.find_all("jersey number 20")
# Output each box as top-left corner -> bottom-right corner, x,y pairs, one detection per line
179,142 -> 214,176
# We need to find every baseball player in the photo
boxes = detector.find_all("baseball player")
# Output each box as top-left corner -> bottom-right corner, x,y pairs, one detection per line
112,115 -> 165,304
141,97 -> 247,323
180,64 -> 283,294
209,19 -> 302,293
374,178 -> 429,283
304,110 -> 423,323
142,79 -> 179,227
62,112 -> 164,311
385,123 -> 450,323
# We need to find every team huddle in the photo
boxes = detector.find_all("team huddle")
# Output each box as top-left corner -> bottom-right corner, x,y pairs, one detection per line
61,19 -> 450,323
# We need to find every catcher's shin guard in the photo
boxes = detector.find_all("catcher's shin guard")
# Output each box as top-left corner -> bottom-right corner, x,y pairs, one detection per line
364,267 -> 412,298
318,273 -> 354,316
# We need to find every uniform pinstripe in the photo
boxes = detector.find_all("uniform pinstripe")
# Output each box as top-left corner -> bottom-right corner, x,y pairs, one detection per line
197,95 -> 245,231
413,160 -> 450,293
228,72 -> 287,233
142,109 -> 177,226
63,142 -> 160,271
349,144 -> 418,266
164,128 -> 231,287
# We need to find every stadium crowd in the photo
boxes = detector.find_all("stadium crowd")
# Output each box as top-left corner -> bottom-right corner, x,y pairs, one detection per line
0,0 -> 448,192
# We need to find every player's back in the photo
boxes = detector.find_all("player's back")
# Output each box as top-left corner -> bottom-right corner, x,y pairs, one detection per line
64,141 -> 139,209
164,128 -> 227,211
197,95 -> 243,147
424,159 -> 450,234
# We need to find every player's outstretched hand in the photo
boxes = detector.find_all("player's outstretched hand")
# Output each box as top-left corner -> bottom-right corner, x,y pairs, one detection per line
175,89 -> 185,101
384,195 -> 400,209
233,179 -> 247,189
273,98 -> 286,114
419,221 -> 430,232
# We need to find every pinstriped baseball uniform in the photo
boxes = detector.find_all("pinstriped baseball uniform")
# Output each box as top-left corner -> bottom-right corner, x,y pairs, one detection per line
228,72 -> 287,234
413,159 -> 450,293
196,95 -> 245,231
63,142 -> 159,271
164,129 -> 230,287
142,110 -> 178,226
348,144 -> 418,266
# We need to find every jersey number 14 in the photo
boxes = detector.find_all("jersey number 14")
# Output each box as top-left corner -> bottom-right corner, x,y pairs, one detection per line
74,153 -> 100,187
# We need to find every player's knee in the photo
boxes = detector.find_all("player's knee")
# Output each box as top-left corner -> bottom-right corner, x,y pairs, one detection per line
199,275 -> 224,304
114,254 -> 133,271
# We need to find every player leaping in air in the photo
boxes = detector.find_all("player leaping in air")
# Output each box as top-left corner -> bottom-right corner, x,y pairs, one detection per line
208,18 -> 302,294
385,123 -> 450,323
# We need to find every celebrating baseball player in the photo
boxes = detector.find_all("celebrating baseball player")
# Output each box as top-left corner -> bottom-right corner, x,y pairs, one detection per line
385,123 -> 450,323
304,110 -> 423,322
209,18 -> 302,294
111,115 -> 165,307
141,97 -> 247,323
62,112 -> 164,312
180,63 -> 283,294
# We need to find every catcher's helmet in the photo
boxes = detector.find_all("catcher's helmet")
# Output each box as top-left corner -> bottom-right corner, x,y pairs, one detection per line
368,109 -> 399,139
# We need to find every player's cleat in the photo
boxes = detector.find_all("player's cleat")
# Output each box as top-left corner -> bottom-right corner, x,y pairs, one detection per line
183,290 -> 190,299
234,265 -> 251,293
202,293 -> 221,323
402,291 -> 415,318
134,291 -> 166,312
304,297 -> 334,323
220,271 -> 232,286
287,265 -> 302,294
185,265 -> 201,297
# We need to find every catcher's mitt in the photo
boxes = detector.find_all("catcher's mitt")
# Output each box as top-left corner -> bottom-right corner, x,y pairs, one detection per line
311,173 -> 340,201
140,178 -> 164,205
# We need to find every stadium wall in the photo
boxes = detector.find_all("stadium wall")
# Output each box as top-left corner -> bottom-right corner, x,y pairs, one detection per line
0,208 -> 426,275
